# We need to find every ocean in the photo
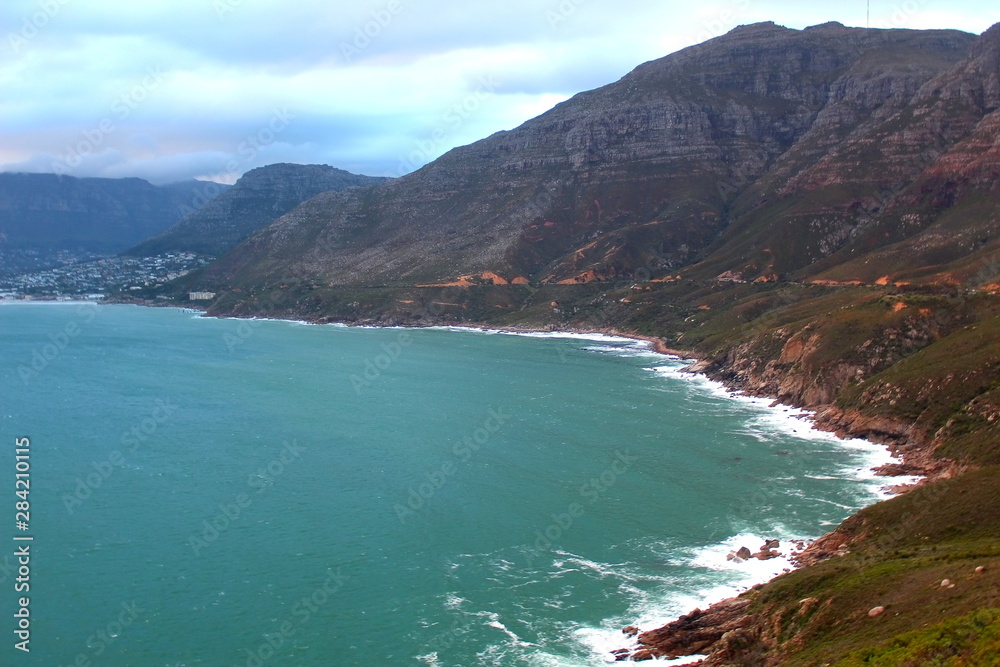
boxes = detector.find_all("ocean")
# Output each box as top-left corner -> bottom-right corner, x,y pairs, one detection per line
0,303 -> 906,666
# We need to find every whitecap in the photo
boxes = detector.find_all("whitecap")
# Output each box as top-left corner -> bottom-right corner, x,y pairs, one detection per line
443,594 -> 466,610
414,651 -> 439,665
646,359 -> 923,501
582,344 -> 665,359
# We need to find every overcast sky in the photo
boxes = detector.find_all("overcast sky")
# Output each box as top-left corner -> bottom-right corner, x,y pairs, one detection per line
1,1 -> 996,185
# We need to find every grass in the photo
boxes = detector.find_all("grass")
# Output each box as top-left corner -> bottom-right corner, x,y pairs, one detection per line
837,310 -> 1000,464
743,466 -> 1000,665
836,608 -> 1000,666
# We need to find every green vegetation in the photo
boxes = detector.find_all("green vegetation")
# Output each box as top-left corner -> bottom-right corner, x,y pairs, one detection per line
837,609 -> 1000,666
738,466 -> 1000,664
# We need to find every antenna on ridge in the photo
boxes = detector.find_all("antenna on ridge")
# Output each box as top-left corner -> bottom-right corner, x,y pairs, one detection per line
867,0 -> 870,28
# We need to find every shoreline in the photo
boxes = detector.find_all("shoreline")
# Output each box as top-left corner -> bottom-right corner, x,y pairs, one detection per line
34,300 -> 931,663
186,306 -> 925,661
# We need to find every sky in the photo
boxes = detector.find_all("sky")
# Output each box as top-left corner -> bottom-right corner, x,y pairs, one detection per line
1,1 -> 996,185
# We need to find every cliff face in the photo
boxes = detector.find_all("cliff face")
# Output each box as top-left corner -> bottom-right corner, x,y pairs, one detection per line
127,163 -> 387,258
195,22 -> 979,290
676,24 -> 1000,470
701,22 -> 1000,285
0,173 -> 220,256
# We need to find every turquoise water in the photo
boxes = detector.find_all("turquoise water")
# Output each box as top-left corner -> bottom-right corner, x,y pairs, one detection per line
0,304 -> 897,666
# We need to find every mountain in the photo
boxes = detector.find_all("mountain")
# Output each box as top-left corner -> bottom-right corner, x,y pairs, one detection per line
688,21 -> 1000,286
161,22 -> 1000,664
0,173 -> 223,271
185,22 -> 980,292
126,163 -> 388,258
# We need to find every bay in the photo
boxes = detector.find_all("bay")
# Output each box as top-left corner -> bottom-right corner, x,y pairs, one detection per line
0,304 -> 899,665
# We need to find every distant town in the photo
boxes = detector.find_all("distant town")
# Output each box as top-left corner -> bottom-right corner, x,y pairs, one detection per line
0,251 -> 212,300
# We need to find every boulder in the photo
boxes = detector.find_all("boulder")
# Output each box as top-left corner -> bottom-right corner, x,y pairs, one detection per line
622,625 -> 639,637
868,606 -> 885,617
736,546 -> 752,560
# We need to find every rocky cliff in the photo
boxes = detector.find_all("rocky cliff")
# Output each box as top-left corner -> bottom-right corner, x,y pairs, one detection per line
127,163 -> 387,258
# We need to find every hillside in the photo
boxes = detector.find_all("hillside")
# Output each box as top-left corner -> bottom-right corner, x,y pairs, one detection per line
155,21 -> 1000,665
126,163 -> 388,258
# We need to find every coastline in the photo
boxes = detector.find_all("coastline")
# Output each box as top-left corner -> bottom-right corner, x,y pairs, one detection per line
196,307 -> 925,662
413,321 -> 910,663
90,301 -> 931,663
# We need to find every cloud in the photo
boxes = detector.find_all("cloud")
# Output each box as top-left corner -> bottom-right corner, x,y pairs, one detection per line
1,0 -> 996,184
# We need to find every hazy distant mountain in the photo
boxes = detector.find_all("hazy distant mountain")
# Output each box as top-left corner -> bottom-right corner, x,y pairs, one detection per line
0,173 -> 223,261
126,163 -> 388,258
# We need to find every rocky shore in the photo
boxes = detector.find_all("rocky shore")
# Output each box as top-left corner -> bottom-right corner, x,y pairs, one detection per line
610,334 -> 952,663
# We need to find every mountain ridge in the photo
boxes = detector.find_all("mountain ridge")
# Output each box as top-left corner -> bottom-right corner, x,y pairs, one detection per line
183,22 -> 982,293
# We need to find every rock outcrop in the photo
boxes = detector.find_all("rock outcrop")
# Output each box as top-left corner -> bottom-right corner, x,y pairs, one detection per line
614,597 -> 752,661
